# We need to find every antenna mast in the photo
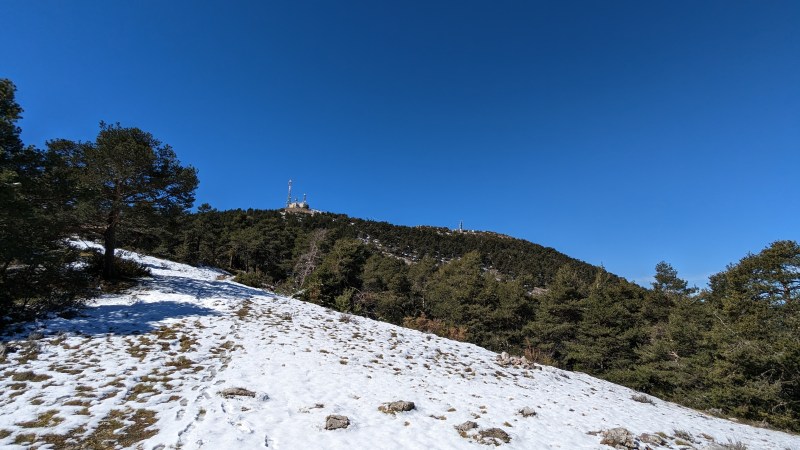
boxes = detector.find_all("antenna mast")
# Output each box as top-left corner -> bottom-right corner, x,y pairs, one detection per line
286,179 -> 293,208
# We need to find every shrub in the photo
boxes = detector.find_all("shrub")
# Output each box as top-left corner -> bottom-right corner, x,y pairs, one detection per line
232,271 -> 270,289
403,314 -> 468,341
631,394 -> 655,405
85,250 -> 150,281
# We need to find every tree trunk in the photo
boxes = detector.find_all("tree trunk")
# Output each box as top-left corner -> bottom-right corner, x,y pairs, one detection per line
102,209 -> 119,280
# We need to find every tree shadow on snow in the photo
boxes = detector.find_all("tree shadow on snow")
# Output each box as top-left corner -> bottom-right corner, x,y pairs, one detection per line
43,301 -> 222,336
142,274 -> 273,300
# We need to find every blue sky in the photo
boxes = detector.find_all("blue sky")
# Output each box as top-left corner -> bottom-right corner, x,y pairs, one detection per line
4,1 -> 799,287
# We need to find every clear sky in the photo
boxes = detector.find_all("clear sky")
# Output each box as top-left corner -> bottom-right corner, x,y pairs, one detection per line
4,1 -> 799,287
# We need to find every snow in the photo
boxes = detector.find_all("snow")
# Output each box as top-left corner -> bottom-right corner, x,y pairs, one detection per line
1,247 -> 798,449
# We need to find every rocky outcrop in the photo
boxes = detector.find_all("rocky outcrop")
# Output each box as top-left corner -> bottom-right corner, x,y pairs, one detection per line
638,433 -> 666,446
325,415 -> 350,430
219,387 -> 256,398
495,352 -> 537,370
378,401 -> 416,414
455,421 -> 479,433
600,428 -> 639,449
478,427 -> 511,445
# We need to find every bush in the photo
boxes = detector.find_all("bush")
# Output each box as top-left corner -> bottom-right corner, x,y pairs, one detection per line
0,261 -> 95,331
402,314 -> 468,341
85,250 -> 150,281
232,271 -> 270,289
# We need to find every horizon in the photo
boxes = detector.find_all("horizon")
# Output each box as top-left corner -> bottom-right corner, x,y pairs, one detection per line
4,1 -> 798,288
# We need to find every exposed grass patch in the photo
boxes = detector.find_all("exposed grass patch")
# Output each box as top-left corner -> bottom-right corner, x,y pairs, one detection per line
165,356 -> 194,370
178,334 -> 197,352
81,408 -> 158,449
0,429 -> 10,439
16,409 -> 64,428
126,343 -> 151,360
51,365 -> 83,375
9,382 -> 27,390
63,399 -> 92,407
98,389 -> 120,401
674,429 -> 694,443
75,385 -> 96,398
16,343 -> 40,364
236,301 -> 253,319
125,383 -> 160,402
11,371 -> 51,382
40,425 -> 89,448
103,377 -> 125,388
13,433 -> 36,445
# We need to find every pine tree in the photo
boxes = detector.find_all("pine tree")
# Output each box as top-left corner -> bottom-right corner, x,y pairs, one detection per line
525,265 -> 586,367
628,263 -> 710,401
1,79 -> 87,324
50,123 -> 199,279
706,241 -> 800,429
569,270 -> 646,376
305,238 -> 368,307
425,251 -> 484,325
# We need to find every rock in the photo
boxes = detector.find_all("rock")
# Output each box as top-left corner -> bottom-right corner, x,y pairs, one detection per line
325,415 -> 350,430
638,433 -> 666,446
220,387 -> 256,398
600,427 -> 638,449
518,407 -> 537,418
495,352 -> 536,369
455,421 -> 479,432
478,427 -> 511,444
379,400 -> 416,414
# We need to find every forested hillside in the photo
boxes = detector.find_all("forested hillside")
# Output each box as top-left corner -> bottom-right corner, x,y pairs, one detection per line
126,206 -> 799,432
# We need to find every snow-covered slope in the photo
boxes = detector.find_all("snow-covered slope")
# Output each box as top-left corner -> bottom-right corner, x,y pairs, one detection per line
0,249 -> 798,449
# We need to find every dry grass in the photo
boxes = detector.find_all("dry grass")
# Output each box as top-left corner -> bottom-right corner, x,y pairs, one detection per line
51,365 -> 83,375
674,429 -> 694,443
11,371 -> 51,382
39,425 -> 89,448
178,334 -> 197,352
631,394 -> 655,405
16,410 -> 64,428
16,343 -> 40,364
81,408 -> 158,449
125,383 -> 160,402
13,433 -> 36,445
165,356 -> 194,370
236,301 -> 253,319
63,399 -> 92,407
126,341 -> 152,360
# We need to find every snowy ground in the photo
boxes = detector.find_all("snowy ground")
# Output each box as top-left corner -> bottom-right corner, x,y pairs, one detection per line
0,248 -> 798,449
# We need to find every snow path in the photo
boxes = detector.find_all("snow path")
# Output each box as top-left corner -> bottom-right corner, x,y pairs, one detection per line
0,248 -> 798,449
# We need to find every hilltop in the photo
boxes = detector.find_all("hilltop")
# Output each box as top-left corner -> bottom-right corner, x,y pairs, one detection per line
0,246 -> 797,449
